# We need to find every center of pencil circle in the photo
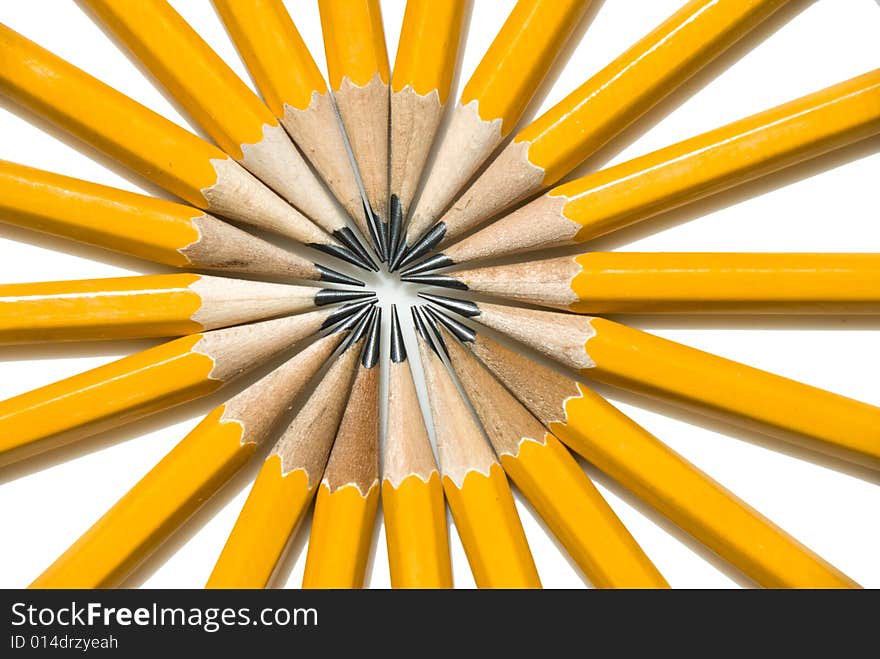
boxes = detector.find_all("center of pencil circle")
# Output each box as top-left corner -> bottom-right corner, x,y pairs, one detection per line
357,262 -> 424,321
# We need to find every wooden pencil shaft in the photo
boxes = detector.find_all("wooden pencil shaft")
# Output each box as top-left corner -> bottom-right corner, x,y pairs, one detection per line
436,252 -> 880,314
438,68 -> 880,264
462,331 -> 859,588
0,274 -> 362,343
437,0 -> 790,234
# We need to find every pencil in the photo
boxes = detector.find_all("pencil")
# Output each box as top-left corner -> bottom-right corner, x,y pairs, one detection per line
0,273 -> 374,343
0,303 -> 367,469
388,0 -> 467,258
423,294 -> 880,471
302,310 -> 381,589
206,309 -> 374,588
82,0 -> 374,271
0,25 -> 363,269
429,309 -> 859,588
0,160 -> 362,285
413,308 -> 540,588
427,0 -> 791,243
381,308 -> 452,588
318,0 -> 390,259
30,315 -> 361,589
404,252 -> 880,315
213,0 -> 376,266
393,0 -> 593,270
405,68 -> 880,274
425,309 -> 667,588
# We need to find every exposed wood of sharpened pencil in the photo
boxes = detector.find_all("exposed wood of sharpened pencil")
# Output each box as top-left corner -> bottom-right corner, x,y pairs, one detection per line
0,303 -> 366,469
415,310 -> 540,588
395,0 -> 592,270
302,310 -> 381,589
381,306 -> 452,588
428,311 -> 668,588
404,252 -> 880,315
0,273 -> 374,344
82,0 -> 372,270
205,309 -> 374,588
436,0 -> 791,237
423,294 -> 880,471
388,0 -> 467,260
318,0 -> 391,259
0,25 -> 362,268
410,68 -> 880,269
0,160 -> 363,284
435,315 -> 859,588
30,318 -> 359,589
213,0 -> 377,266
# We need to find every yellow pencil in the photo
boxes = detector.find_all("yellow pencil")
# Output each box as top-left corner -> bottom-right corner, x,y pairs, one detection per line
427,310 -> 667,588
0,273 -> 373,343
302,311 -> 381,589
388,0 -> 466,255
82,0 -> 374,270
432,0 -> 791,241
382,310 -> 452,588
412,308 -> 540,588
424,294 -> 880,471
213,0 -> 375,262
318,0 -> 390,259
206,310 -> 374,588
394,0 -> 592,269
0,160 -> 361,285
405,252 -> 880,315
0,303 -> 367,469
30,318 -> 360,589
0,24 -> 362,267
406,68 -> 880,273
437,317 -> 859,588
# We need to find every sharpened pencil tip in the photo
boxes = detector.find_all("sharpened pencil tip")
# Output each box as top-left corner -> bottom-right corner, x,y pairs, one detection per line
333,227 -> 380,271
425,306 -> 477,343
361,307 -> 382,368
388,195 -> 404,266
390,304 -> 407,363
311,242 -> 376,272
396,222 -> 447,270
315,264 -> 365,287
363,202 -> 387,262
400,253 -> 454,277
314,289 -> 376,306
326,301 -> 373,333
340,305 -> 374,349
401,273 -> 467,290
417,292 -> 480,318
411,306 -> 443,356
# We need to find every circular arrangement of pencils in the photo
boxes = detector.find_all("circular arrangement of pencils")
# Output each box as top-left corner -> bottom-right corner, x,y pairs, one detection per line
1,0 -> 878,589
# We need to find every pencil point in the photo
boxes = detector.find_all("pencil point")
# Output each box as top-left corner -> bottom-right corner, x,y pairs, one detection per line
363,202 -> 387,262
411,306 -> 444,356
325,301 -> 373,333
311,242 -> 375,272
388,195 -> 404,266
400,273 -> 467,290
390,304 -> 407,363
397,223 -> 447,270
361,307 -> 382,368
340,305 -> 375,349
314,264 -> 366,287
424,306 -> 477,343
333,227 -> 380,271
314,289 -> 377,306
400,253 -> 454,277
417,292 -> 480,318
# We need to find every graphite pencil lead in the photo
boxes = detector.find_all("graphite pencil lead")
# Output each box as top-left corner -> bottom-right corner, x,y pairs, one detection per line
321,300 -> 375,331
400,253 -> 454,277
413,307 -> 445,357
361,307 -> 382,369
396,222 -> 447,271
400,273 -> 467,290
311,241 -> 376,272
315,264 -> 366,287
417,293 -> 480,318
388,195 -> 404,266
314,289 -> 377,306
364,202 -> 387,262
424,307 -> 477,344
340,307 -> 375,351
333,227 -> 380,271
389,305 -> 407,363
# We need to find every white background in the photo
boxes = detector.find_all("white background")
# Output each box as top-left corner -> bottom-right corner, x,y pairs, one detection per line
0,0 -> 878,589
